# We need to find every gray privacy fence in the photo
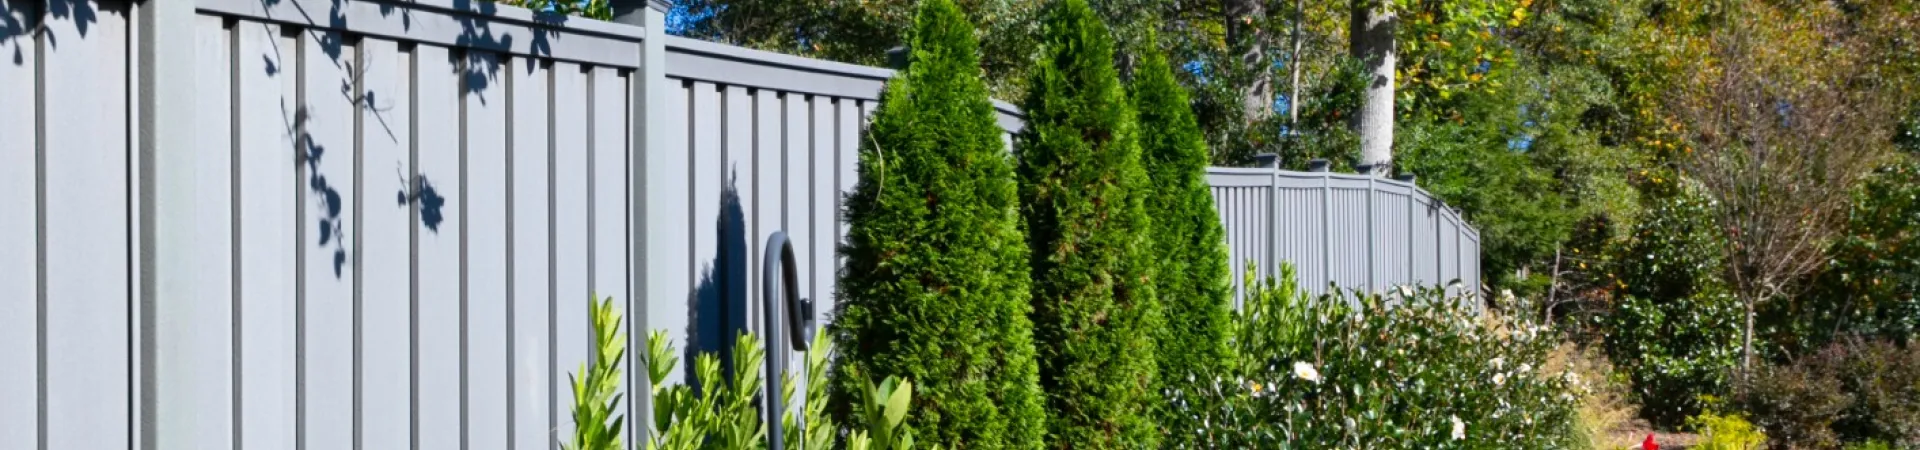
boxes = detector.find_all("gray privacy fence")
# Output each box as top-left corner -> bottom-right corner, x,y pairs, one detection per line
1209,167 -> 1483,301
0,0 -> 1469,449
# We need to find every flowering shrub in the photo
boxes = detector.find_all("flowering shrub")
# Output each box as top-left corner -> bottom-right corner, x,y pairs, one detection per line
1167,264 -> 1583,448
1604,191 -> 1743,426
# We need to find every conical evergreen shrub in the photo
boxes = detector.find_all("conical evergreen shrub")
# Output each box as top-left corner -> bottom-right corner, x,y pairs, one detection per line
1016,0 -> 1160,447
1128,36 -> 1235,447
830,0 -> 1046,448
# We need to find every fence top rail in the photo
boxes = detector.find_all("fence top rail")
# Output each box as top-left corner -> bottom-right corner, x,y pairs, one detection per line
198,0 -> 649,68
667,35 -> 1024,118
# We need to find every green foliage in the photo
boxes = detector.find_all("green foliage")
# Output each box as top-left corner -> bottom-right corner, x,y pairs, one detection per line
641,331 -> 770,450
1016,0 -> 1160,447
1740,339 -> 1920,448
1785,160 -> 1920,353
1735,348 -> 1853,448
1603,190 -> 1744,427
845,375 -> 932,450
1167,265 -> 1584,448
1128,32 -> 1235,448
1687,412 -> 1767,450
831,0 -> 1045,448
567,295 -> 628,450
495,0 -> 611,20
785,333 -> 837,450
1845,440 -> 1896,450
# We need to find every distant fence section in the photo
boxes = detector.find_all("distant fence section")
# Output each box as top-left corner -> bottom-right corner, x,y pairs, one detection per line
0,0 -> 1468,449
1209,167 -> 1483,301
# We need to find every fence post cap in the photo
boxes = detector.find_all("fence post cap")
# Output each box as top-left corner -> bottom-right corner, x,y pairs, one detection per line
886,45 -> 911,70
1252,153 -> 1280,169
1307,159 -> 1332,172
1393,173 -> 1417,183
611,0 -> 672,26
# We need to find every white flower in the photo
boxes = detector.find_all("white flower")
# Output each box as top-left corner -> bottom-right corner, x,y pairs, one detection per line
1564,371 -> 1580,385
1518,363 -> 1533,374
1493,372 -> 1508,386
1293,361 -> 1322,384
1490,357 -> 1506,370
1450,415 -> 1466,440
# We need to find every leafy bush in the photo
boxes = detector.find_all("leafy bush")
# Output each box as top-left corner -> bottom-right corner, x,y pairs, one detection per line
1016,0 -> 1161,447
1604,191 -> 1744,426
1787,161 -> 1920,354
1166,265 -> 1583,448
1828,340 -> 1920,448
1735,353 -> 1851,448
1128,27 -> 1234,449
567,295 -> 629,450
832,0 -> 1046,447
1688,412 -> 1767,450
1738,339 -> 1920,448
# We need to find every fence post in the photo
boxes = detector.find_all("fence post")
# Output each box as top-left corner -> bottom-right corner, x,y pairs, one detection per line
1363,167 -> 1375,295
1397,174 -> 1415,287
615,0 -> 674,445
137,0 -> 200,448
1310,159 -> 1331,294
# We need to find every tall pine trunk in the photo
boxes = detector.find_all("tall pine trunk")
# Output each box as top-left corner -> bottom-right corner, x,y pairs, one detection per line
1349,0 -> 1396,175
1228,0 -> 1271,124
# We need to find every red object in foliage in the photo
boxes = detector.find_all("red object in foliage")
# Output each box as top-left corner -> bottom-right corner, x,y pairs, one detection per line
1641,434 -> 1659,450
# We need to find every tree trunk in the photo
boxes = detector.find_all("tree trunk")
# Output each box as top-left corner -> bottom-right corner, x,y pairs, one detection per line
1349,0 -> 1396,176
1743,299 -> 1756,384
1227,0 -> 1272,124
1289,0 -> 1303,130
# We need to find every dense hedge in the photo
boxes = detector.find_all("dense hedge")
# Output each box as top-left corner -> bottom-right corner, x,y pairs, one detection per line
1016,0 -> 1161,446
1604,191 -> 1743,427
1127,35 -> 1235,448
829,0 -> 1046,447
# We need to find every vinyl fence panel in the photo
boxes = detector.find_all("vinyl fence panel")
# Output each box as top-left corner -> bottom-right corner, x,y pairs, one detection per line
1208,168 -> 1483,299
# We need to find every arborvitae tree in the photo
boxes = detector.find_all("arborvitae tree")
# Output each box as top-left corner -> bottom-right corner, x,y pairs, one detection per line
1017,0 -> 1160,447
829,0 -> 1046,448
1128,36 -> 1234,447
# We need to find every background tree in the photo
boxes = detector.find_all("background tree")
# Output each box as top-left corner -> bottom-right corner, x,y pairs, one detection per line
1017,1 -> 1161,447
1128,34 -> 1235,448
830,0 -> 1047,447
1666,0 -> 1908,377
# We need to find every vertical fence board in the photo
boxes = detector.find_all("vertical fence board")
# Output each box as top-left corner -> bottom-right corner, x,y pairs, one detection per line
39,1 -> 130,448
464,50 -> 512,450
689,81 -> 723,358
509,56 -> 554,450
299,29 -> 358,450
413,43 -> 463,450
549,63 -> 591,446
781,94 -> 813,344
172,14 -> 238,450
588,68 -> 631,437
830,99 -> 859,317
808,98 -> 834,333
752,90 -> 785,383
356,36 -> 414,450
647,78 -> 692,384
0,0 -> 38,446
235,21 -> 298,450
723,85 -> 757,345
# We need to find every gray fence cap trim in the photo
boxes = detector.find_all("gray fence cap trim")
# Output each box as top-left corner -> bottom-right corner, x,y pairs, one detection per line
199,0 -> 648,68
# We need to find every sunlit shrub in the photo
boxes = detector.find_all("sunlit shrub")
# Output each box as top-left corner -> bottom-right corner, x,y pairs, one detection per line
1165,264 -> 1583,448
